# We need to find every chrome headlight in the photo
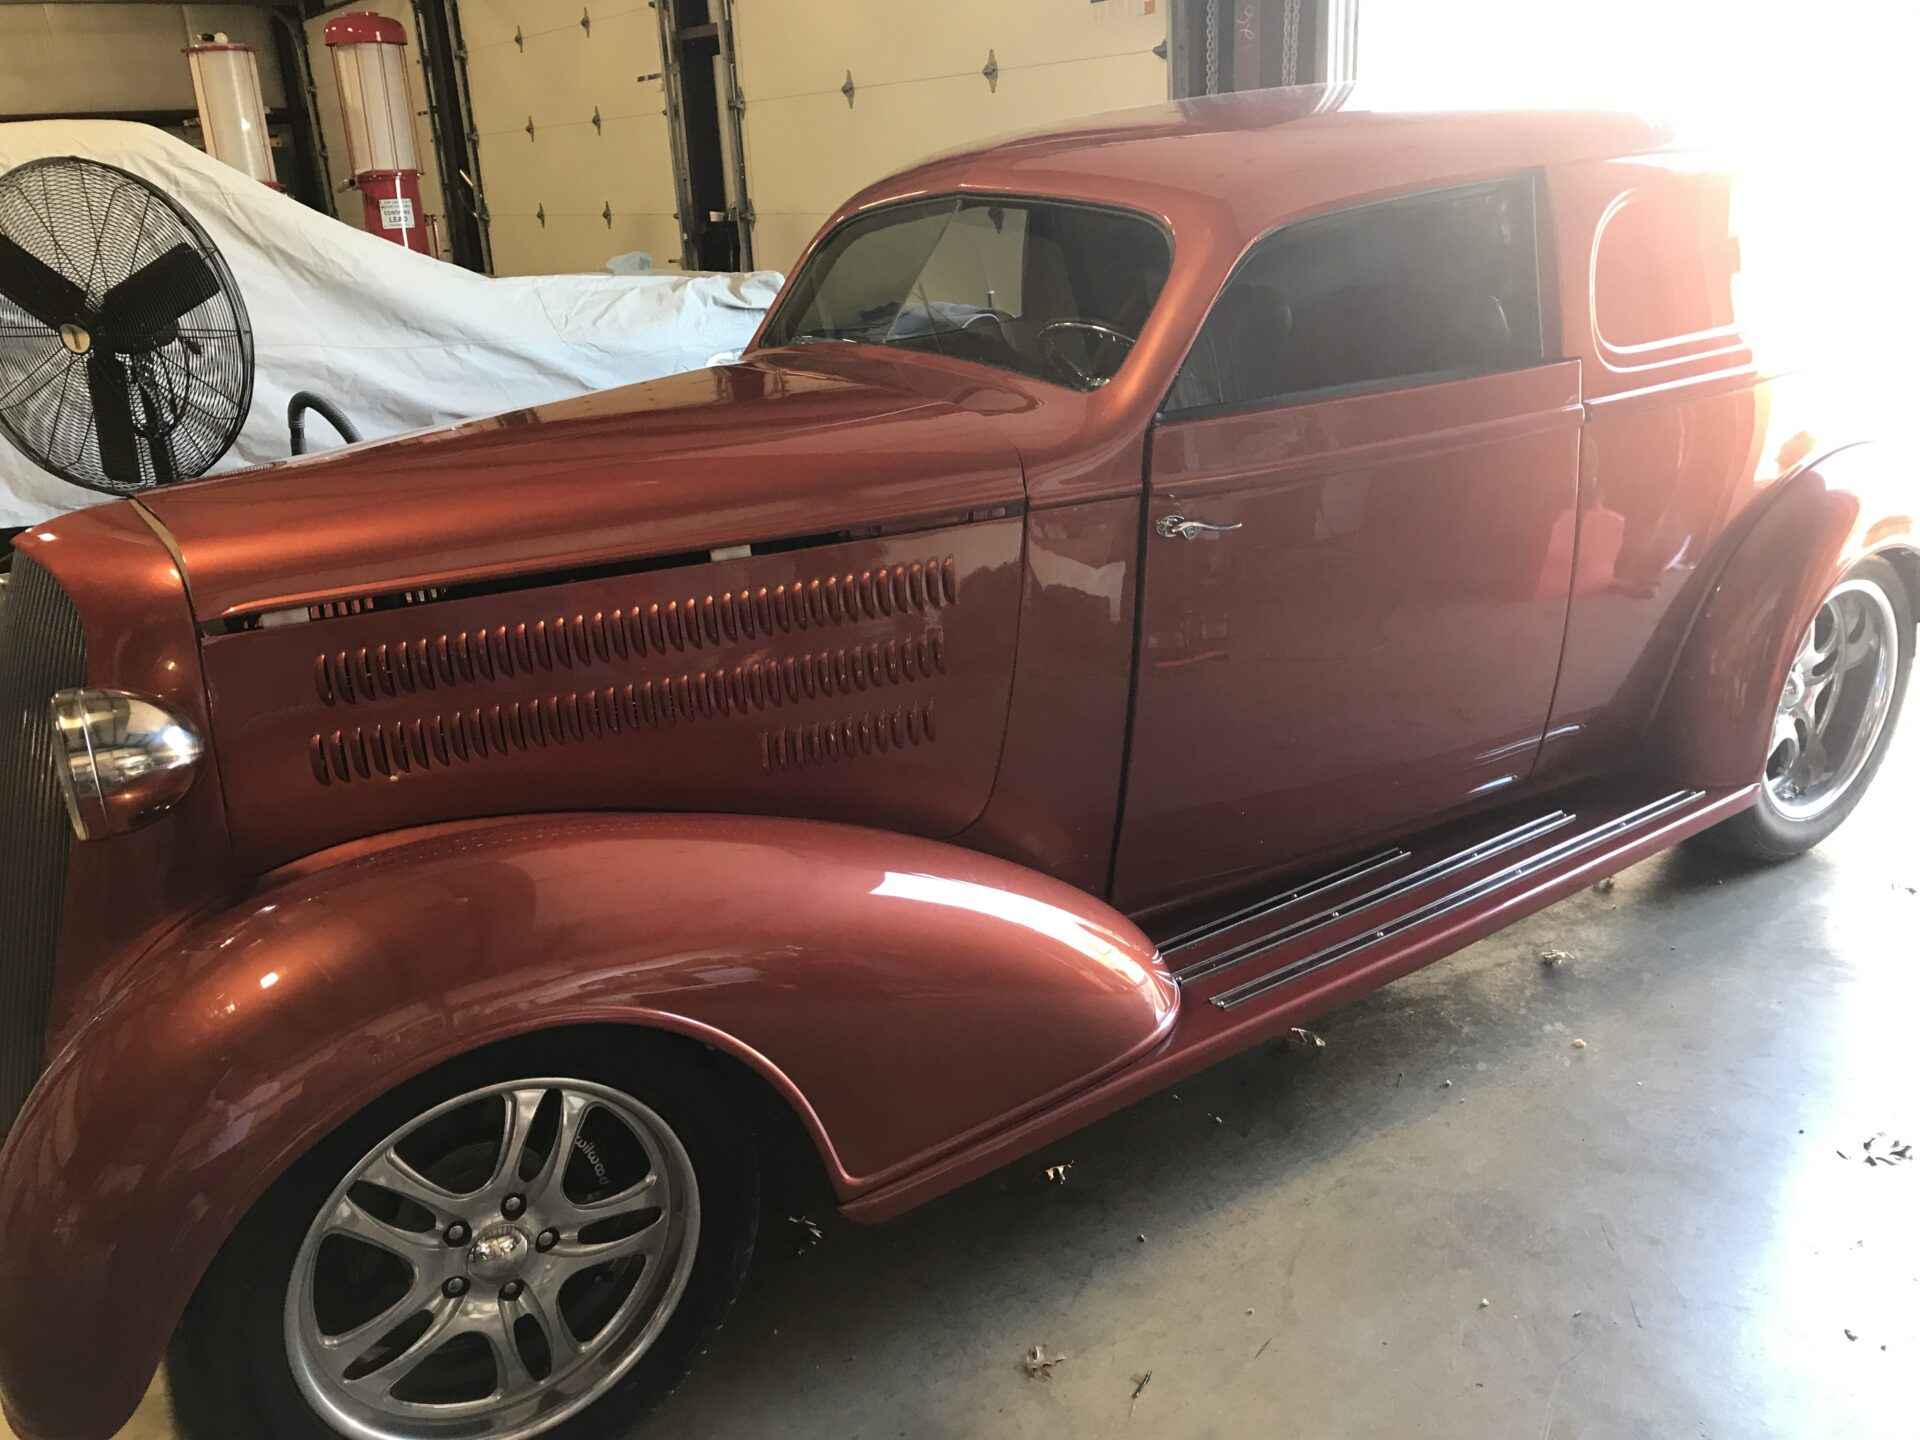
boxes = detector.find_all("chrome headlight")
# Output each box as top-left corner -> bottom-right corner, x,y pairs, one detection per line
49,688 -> 204,840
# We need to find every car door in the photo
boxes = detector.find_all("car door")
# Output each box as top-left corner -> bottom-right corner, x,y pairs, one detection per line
1113,177 -> 1584,912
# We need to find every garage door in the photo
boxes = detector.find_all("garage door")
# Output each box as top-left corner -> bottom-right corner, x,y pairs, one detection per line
459,0 -> 681,275
733,0 -> 1170,272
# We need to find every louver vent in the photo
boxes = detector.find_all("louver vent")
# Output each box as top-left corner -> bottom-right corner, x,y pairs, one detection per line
314,558 -> 959,706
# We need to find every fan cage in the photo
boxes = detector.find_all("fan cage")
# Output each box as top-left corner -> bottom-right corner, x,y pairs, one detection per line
0,155 -> 253,495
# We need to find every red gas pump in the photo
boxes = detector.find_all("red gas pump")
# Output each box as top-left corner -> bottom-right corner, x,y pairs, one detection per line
323,12 -> 435,256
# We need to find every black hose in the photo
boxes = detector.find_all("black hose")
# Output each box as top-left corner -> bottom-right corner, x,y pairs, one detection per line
287,391 -> 362,456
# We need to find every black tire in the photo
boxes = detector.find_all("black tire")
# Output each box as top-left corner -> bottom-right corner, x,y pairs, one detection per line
170,1031 -> 758,1440
1701,556 -> 1913,862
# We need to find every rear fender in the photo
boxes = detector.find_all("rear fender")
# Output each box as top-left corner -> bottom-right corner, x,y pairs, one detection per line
1652,442 -> 1917,786
0,813 -> 1171,1440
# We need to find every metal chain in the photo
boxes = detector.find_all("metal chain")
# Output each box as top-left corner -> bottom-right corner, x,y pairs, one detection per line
1204,0 -> 1220,94
1281,0 -> 1301,85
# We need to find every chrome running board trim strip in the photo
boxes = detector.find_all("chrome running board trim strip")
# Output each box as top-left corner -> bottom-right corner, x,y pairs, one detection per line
1160,847 -> 1411,957
1210,790 -> 1706,1010
1175,810 -> 1575,985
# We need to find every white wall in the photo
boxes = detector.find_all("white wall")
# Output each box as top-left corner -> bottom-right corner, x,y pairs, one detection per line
0,3 -> 283,119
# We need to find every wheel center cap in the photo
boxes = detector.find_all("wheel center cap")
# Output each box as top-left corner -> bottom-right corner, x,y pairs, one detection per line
467,1224 -> 530,1280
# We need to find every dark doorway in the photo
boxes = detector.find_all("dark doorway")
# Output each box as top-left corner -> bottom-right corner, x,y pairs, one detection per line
409,0 -> 492,272
660,0 -> 752,271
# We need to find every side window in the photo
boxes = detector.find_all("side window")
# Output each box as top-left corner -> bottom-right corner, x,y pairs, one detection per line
1592,173 -> 1737,353
1166,177 -> 1545,414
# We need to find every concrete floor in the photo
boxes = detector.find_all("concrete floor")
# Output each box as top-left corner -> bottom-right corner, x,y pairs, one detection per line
17,717 -> 1917,1440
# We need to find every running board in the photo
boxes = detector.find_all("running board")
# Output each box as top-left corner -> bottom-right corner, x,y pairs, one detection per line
844,781 -> 1753,1224
1168,810 -> 1574,985
1207,789 -> 1703,1009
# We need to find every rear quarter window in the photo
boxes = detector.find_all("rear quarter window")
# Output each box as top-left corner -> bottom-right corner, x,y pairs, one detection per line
1591,172 -> 1739,353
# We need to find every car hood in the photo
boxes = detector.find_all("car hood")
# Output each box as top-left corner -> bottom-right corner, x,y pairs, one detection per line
139,356 -> 1027,622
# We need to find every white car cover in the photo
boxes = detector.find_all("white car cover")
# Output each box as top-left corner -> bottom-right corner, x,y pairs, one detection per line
0,121 -> 783,527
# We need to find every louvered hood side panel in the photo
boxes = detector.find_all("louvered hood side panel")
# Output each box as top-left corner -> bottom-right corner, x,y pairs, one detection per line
201,518 -> 1025,869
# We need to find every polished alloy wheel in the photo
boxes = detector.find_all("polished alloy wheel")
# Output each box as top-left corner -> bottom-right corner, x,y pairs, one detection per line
284,1078 -> 699,1440
1761,578 -> 1902,823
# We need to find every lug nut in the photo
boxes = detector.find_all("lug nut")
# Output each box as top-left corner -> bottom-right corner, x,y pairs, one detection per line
501,1280 -> 524,1301
444,1222 -> 470,1246
443,1276 -> 469,1298
535,1228 -> 559,1252
502,1194 -> 526,1219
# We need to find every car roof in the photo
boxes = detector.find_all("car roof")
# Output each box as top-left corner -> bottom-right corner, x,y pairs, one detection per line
839,83 -> 1674,240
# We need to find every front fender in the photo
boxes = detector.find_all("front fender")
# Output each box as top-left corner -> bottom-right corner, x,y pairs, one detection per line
1652,441 -> 1916,786
0,814 -> 1171,1440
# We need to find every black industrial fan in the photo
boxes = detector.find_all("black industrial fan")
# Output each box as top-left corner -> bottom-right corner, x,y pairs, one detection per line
0,155 -> 252,494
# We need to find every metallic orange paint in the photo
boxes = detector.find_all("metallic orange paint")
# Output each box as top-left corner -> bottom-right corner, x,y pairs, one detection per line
1,87 -> 1913,1440
0,814 -> 1171,1439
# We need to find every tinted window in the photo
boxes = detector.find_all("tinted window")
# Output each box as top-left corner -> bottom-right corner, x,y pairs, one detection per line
1166,177 -> 1544,414
761,197 -> 1172,391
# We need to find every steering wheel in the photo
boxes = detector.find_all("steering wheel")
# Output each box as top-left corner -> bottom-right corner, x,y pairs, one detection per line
1037,320 -> 1136,389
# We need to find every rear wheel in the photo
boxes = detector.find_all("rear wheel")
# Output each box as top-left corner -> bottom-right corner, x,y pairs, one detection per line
171,1035 -> 757,1440
1704,557 -> 1911,861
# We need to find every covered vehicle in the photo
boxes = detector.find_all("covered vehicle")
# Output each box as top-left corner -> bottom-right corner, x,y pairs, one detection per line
0,121 -> 780,527
0,85 -> 1913,1440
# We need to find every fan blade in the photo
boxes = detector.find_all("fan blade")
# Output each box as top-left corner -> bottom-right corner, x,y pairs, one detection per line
0,234 -> 86,331
88,352 -> 142,484
95,243 -> 220,345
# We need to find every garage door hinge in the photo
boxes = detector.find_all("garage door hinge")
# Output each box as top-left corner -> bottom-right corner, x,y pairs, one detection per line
580,8 -> 591,35
524,115 -> 535,140
982,49 -> 999,92
513,25 -> 523,50
841,70 -> 856,108
1153,39 -> 1169,60
591,105 -> 603,133
535,203 -> 545,227
602,201 -> 614,228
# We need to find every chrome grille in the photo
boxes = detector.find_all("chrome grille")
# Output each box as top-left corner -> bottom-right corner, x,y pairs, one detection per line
0,555 -> 84,1139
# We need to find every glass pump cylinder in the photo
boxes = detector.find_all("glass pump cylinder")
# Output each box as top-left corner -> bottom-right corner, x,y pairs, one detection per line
186,38 -> 278,187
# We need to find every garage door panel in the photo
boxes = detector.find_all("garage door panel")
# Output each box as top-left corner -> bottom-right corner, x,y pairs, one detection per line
489,212 -> 680,277
476,116 -> 671,219
735,0 -> 1165,101
466,42 -> 543,136
598,113 -> 677,212
736,1 -> 1168,274
753,213 -> 829,275
449,0 -> 525,51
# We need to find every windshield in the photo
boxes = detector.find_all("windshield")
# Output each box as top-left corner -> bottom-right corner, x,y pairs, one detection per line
759,197 -> 1172,392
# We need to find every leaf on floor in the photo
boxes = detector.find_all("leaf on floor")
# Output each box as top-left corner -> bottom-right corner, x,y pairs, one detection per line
1540,948 -> 1573,968
1023,1344 -> 1067,1380
1288,1026 -> 1327,1050
1043,1162 -> 1074,1185
1129,1371 -> 1153,1416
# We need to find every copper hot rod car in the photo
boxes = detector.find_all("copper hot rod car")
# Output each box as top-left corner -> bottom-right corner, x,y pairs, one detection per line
0,88 -> 1913,1440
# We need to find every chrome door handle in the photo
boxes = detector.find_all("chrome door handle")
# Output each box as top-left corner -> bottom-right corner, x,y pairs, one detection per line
1156,513 -> 1244,541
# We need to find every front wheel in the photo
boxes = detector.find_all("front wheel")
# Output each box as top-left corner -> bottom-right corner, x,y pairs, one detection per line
171,1035 -> 757,1440
1703,556 -> 1912,861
